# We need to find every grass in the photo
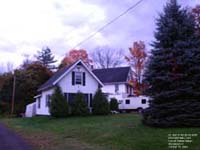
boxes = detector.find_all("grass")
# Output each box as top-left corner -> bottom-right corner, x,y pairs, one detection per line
1,114 -> 200,150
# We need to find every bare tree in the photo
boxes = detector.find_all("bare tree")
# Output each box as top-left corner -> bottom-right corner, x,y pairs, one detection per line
91,46 -> 125,69
6,62 -> 13,72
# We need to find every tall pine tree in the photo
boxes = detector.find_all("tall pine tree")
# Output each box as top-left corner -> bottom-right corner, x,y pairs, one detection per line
36,47 -> 57,70
142,0 -> 200,127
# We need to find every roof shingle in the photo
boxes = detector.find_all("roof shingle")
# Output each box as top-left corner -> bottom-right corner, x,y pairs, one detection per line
38,62 -> 74,91
92,67 -> 130,84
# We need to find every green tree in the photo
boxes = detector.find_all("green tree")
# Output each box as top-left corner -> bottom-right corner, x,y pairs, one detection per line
92,89 -> 110,115
36,47 -> 57,70
50,86 -> 68,118
110,98 -> 118,111
0,62 -> 52,115
0,72 -> 13,114
71,92 -> 89,116
142,0 -> 200,127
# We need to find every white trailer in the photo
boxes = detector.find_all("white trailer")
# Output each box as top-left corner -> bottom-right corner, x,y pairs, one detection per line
117,96 -> 150,112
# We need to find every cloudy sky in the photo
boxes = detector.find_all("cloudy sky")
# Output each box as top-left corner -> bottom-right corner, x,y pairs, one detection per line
0,0 -> 198,71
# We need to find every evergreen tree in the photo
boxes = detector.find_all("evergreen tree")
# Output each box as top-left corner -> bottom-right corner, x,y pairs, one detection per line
50,86 -> 68,118
36,47 -> 57,70
110,98 -> 118,111
71,92 -> 89,116
142,0 -> 200,127
93,89 -> 110,115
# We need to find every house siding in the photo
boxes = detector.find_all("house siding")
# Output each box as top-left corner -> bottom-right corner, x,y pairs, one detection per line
36,88 -> 54,115
102,84 -> 126,94
36,65 -> 98,116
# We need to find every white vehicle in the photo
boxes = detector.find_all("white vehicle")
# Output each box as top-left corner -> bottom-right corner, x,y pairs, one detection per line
118,96 -> 150,113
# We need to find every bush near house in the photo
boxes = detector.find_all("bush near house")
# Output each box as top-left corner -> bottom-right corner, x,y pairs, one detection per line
92,89 -> 110,115
50,86 -> 68,118
71,92 -> 89,116
110,98 -> 118,111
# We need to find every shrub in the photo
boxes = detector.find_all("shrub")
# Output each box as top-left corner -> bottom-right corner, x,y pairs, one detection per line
71,92 -> 89,116
50,86 -> 68,118
110,98 -> 118,111
92,89 -> 110,115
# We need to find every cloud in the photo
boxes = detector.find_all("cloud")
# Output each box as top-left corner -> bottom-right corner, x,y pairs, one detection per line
0,0 -> 199,69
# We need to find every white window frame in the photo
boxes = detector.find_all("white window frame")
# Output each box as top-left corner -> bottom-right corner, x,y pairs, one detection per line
75,71 -> 83,85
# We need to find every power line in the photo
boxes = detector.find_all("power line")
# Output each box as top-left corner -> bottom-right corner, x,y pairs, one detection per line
65,10 -> 96,42
72,0 -> 145,49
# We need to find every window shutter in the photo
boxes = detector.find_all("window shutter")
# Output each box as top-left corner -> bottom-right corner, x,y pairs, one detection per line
83,72 -> 86,86
72,71 -> 75,85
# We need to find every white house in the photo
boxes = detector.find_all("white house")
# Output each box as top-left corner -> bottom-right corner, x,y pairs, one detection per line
33,59 -> 103,116
25,60 -> 148,117
93,67 -> 149,111
92,67 -> 134,101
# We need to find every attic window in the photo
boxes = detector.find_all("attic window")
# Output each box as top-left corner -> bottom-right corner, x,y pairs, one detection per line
75,72 -> 82,85
72,71 -> 86,86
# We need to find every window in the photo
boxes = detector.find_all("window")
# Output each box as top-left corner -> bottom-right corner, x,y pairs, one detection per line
68,93 -> 88,107
46,95 -> 51,107
64,93 -> 68,101
38,98 -> 41,108
84,94 -> 89,107
68,93 -> 76,105
115,84 -> 119,93
141,99 -> 146,104
125,99 -> 130,104
119,100 -> 123,104
75,72 -> 82,85
72,71 -> 86,85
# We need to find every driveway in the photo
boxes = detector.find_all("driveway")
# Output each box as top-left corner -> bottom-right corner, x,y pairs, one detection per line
0,123 -> 33,150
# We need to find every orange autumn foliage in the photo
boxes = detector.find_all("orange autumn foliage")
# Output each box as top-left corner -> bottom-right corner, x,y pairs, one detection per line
60,49 -> 92,68
125,41 -> 147,96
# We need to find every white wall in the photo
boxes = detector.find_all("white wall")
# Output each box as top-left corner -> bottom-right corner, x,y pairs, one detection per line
36,65 -> 99,116
102,84 -> 126,94
36,89 -> 54,115
59,65 -> 98,94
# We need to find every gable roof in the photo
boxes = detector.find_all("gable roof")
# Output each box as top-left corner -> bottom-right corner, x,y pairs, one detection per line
38,59 -> 103,91
92,67 -> 130,84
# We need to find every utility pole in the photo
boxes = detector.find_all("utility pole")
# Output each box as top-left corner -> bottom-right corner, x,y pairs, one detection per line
11,74 -> 16,115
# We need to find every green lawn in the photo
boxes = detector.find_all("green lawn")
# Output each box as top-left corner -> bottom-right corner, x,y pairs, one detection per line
1,114 -> 200,150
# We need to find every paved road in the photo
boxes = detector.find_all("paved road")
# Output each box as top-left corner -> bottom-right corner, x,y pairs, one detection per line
0,123 -> 33,150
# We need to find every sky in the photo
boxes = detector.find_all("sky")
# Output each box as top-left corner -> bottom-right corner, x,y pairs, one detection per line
0,0 -> 199,72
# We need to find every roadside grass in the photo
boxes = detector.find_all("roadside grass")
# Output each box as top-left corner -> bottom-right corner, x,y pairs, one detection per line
1,114 -> 200,150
